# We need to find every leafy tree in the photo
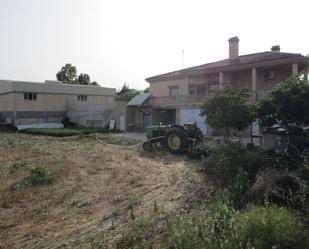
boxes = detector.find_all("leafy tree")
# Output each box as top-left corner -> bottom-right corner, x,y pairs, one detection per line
143,87 -> 150,93
91,81 -> 99,86
56,63 -> 77,83
77,73 -> 91,85
115,83 -> 141,101
200,86 -> 253,140
256,74 -> 309,127
56,64 -> 99,86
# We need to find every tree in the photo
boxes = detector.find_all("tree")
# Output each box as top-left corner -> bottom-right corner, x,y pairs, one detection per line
77,73 -> 91,85
56,64 -> 77,83
143,87 -> 150,93
115,83 -> 141,101
256,75 -> 309,127
56,64 -> 99,86
200,86 -> 253,140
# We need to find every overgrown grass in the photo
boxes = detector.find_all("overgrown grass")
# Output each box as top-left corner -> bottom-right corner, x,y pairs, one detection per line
11,164 -> 54,190
0,133 -> 32,148
22,128 -> 107,137
115,194 -> 308,249
138,146 -> 168,158
100,135 -> 142,146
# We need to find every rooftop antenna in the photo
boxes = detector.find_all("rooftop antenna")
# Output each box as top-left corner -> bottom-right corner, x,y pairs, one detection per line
182,50 -> 185,69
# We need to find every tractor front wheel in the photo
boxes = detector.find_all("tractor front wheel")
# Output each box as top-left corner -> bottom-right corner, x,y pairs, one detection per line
164,127 -> 189,154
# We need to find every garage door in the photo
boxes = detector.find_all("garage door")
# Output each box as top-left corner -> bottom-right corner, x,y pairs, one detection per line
179,108 -> 207,135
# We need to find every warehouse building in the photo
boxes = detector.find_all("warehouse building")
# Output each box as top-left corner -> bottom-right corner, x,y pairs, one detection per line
0,79 -> 126,130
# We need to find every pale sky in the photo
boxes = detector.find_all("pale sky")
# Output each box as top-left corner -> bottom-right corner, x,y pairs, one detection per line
0,0 -> 308,90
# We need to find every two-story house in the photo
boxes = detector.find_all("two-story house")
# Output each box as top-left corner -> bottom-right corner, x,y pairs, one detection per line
132,36 -> 307,135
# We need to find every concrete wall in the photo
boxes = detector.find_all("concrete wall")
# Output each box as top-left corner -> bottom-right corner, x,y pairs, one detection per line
109,101 -> 127,130
0,91 -> 121,128
0,93 -> 14,111
150,77 -> 187,97
256,66 -> 292,91
150,75 -> 221,97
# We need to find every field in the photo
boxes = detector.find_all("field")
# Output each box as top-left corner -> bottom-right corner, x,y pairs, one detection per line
0,132 -> 214,248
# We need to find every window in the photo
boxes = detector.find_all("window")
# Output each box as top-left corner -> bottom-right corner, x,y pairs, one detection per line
188,83 -> 207,95
188,84 -> 196,95
208,81 -> 219,93
169,86 -> 179,96
24,93 -> 37,101
263,70 -> 276,80
77,95 -> 88,101
197,84 -> 207,94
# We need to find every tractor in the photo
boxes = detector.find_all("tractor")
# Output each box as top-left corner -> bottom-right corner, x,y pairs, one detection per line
142,123 -> 206,157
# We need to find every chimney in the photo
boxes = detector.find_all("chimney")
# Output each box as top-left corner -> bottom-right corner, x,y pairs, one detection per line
228,36 -> 239,60
271,45 -> 280,52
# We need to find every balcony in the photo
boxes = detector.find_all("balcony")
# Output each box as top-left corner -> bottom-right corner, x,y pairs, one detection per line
257,90 -> 270,100
151,90 -> 270,109
151,94 -> 208,108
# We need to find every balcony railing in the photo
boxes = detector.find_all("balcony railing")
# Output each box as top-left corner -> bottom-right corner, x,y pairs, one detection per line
151,94 -> 208,108
151,90 -> 270,108
257,90 -> 270,100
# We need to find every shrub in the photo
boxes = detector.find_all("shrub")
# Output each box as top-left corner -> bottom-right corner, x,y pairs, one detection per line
236,205 -> 308,249
11,165 -> 54,190
202,142 -> 267,183
117,194 -> 308,249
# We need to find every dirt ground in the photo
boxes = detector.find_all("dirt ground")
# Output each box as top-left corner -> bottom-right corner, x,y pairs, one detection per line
0,132 -> 214,248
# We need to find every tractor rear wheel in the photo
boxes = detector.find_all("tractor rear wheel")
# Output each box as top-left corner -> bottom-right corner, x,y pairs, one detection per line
164,127 -> 189,154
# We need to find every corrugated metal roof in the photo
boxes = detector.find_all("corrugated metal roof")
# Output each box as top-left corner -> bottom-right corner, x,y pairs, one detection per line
127,93 -> 151,106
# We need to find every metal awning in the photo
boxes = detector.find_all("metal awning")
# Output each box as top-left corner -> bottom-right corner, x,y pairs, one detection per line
127,93 -> 151,107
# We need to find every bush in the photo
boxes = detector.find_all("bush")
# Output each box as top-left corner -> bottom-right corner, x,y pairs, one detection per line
200,142 -> 268,205
160,204 -> 308,249
116,195 -> 308,249
11,165 -> 54,190
236,205 -> 308,249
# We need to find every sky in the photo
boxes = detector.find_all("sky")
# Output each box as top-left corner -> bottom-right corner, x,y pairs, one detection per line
0,0 -> 308,91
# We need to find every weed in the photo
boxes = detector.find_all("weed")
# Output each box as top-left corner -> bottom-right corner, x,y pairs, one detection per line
0,134 -> 31,148
153,200 -> 158,213
124,152 -> 130,160
10,160 -> 29,173
11,165 -> 54,190
130,206 -> 135,222
111,208 -> 120,218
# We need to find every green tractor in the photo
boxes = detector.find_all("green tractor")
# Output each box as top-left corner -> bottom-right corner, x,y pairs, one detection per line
143,123 -> 205,156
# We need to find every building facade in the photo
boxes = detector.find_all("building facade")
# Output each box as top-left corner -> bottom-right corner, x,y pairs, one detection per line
143,37 -> 308,135
0,80 -> 126,130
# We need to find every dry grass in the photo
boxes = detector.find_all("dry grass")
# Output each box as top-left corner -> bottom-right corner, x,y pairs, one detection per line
0,132 -> 214,248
